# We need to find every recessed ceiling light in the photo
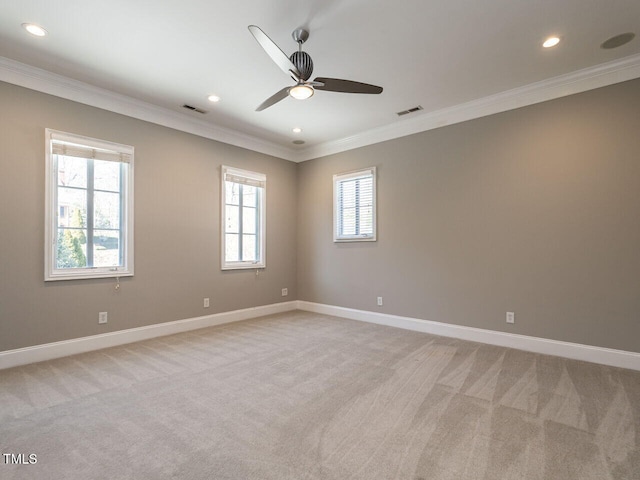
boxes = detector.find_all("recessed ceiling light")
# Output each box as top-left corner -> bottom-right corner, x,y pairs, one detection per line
22,23 -> 47,37
543,36 -> 560,48
207,95 -> 220,103
292,127 -> 302,134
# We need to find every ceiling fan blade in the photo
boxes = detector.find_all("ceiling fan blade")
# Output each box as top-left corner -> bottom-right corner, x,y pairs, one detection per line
313,77 -> 383,94
248,25 -> 301,81
256,87 -> 290,111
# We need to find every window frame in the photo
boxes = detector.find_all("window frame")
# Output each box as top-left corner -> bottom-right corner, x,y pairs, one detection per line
44,129 -> 134,281
333,167 -> 377,242
220,165 -> 266,270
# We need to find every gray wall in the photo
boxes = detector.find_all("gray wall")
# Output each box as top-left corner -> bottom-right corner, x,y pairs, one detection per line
0,82 -> 298,351
297,78 -> 640,353
2,77 -> 640,355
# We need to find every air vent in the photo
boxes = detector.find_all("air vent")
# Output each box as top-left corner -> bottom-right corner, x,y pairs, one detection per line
292,140 -> 305,145
600,32 -> 635,49
182,104 -> 208,114
396,105 -> 424,116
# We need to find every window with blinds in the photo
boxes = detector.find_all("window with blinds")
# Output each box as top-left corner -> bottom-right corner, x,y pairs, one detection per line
45,129 -> 134,281
221,165 -> 266,269
333,167 -> 377,242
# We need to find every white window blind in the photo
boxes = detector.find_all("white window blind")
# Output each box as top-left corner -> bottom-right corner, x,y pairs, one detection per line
50,131 -> 133,163
221,165 -> 266,269
334,167 -> 376,242
51,142 -> 132,163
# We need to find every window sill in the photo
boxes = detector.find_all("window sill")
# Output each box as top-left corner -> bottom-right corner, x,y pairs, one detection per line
221,263 -> 265,271
45,269 -> 133,282
334,237 -> 377,243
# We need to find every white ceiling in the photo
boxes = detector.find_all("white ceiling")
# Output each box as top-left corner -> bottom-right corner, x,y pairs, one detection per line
1,0 -> 639,161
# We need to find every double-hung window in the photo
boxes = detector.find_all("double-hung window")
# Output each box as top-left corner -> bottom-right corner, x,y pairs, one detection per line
221,166 -> 266,269
334,167 -> 376,242
45,129 -> 134,281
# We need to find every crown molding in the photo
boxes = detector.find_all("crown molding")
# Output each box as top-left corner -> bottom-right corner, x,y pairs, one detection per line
2,54 -> 640,163
295,53 -> 640,162
0,56 -> 297,162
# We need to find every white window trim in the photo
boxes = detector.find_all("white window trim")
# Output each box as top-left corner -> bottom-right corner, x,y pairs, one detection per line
221,165 -> 266,270
44,129 -> 134,281
333,167 -> 377,242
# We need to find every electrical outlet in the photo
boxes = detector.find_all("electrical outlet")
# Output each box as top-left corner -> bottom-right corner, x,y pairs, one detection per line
506,311 -> 515,324
281,288 -> 288,297
98,312 -> 108,324
377,296 -> 383,306
204,298 -> 210,308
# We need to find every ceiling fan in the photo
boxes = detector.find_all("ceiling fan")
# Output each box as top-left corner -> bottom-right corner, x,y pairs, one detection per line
248,25 -> 383,111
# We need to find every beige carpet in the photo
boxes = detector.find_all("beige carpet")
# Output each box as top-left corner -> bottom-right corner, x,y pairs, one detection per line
0,310 -> 638,479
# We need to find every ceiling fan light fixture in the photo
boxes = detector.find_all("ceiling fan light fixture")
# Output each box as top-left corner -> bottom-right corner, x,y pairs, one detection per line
289,84 -> 314,100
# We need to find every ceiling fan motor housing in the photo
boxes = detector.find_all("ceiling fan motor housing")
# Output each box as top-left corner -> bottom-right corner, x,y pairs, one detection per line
289,51 -> 313,81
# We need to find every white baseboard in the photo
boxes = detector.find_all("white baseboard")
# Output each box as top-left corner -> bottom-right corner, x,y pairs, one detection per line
4,300 -> 638,372
296,301 -> 640,371
0,301 -> 297,370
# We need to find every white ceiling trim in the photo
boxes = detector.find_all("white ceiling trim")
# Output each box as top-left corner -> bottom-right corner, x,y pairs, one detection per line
0,56 -> 297,162
296,53 -> 640,161
2,53 -> 640,163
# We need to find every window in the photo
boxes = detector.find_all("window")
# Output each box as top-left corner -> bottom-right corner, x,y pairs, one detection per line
221,165 -> 266,269
45,129 -> 134,281
334,167 -> 376,242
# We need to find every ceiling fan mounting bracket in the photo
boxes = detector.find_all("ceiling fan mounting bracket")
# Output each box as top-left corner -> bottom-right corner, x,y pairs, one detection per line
292,28 -> 309,45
